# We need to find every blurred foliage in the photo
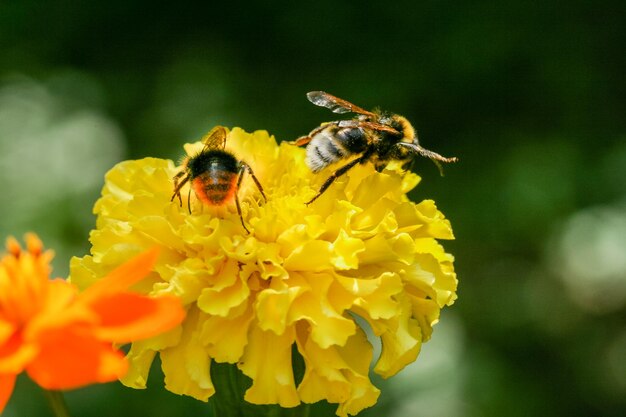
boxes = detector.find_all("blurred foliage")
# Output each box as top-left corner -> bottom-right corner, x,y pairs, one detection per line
0,1 -> 624,416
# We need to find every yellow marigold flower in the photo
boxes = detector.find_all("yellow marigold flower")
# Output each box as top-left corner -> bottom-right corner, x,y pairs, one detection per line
70,127 -> 457,416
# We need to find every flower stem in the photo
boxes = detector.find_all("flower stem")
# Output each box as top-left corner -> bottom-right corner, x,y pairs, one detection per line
42,390 -> 71,417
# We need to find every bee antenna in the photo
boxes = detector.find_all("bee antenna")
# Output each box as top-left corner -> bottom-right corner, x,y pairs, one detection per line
398,142 -> 458,176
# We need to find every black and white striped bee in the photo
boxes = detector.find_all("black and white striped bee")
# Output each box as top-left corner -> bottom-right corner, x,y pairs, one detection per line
292,91 -> 458,204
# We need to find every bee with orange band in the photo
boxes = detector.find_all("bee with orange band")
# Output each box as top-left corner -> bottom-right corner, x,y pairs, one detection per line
171,126 -> 266,233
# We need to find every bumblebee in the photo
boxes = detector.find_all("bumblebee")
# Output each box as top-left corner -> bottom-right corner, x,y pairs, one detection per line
171,126 -> 266,233
292,91 -> 458,204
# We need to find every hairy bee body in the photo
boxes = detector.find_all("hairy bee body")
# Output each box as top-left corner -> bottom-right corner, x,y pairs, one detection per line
188,149 -> 239,205
293,91 -> 457,204
171,126 -> 266,233
305,125 -> 367,172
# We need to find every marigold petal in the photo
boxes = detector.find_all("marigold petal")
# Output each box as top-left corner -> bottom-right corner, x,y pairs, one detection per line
351,198 -> 399,236
410,296 -> 441,343
89,292 -> 184,343
133,214 -> 185,250
239,326 -> 300,408
323,200 -> 361,237
160,307 -> 214,401
120,345 -> 156,389
351,171 -> 404,208
284,272 -> 355,348
358,233 -> 415,266
393,201 -> 426,232
255,287 -> 303,335
406,252 -> 457,307
372,296 -> 422,378
337,272 -> 403,320
0,373 -> 16,414
256,244 -> 289,281
219,236 -> 258,263
296,324 -> 379,417
331,230 -> 365,270
200,303 -> 254,363
27,326 -> 127,389
283,241 -> 333,272
197,259 -> 249,316
153,258 -> 214,304
413,200 -> 455,239
120,327 -> 183,389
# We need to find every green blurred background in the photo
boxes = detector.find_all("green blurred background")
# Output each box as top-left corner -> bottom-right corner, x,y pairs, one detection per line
1,1 -> 625,416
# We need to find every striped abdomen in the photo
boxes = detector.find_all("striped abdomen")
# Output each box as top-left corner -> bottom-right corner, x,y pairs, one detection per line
306,126 -> 368,172
188,150 -> 239,205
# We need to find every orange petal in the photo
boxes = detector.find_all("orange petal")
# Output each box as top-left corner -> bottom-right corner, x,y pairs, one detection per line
79,247 -> 160,303
89,292 -> 184,343
24,233 -> 44,256
0,320 -> 13,345
0,331 -> 38,374
0,373 -> 16,414
26,325 -> 127,390
43,279 -> 79,314
25,280 -> 95,338
5,236 -> 21,257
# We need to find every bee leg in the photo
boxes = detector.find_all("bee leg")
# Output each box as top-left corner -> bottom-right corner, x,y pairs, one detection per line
235,165 -> 251,234
171,173 -> 189,206
306,155 -> 365,205
401,159 -> 415,173
288,122 -> 341,146
235,193 -> 250,234
289,135 -> 312,147
187,186 -> 192,214
240,162 -> 267,203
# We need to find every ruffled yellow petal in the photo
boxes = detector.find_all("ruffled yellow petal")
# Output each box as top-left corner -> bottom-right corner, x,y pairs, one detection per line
288,272 -> 356,349
119,326 -> 182,389
160,307 -> 214,401
284,241 -> 333,271
371,295 -> 423,378
200,303 -> 254,363
337,272 -> 403,320
239,326 -> 300,408
255,286 -> 303,335
197,259 -> 250,316
331,230 -> 365,270
296,324 -> 380,417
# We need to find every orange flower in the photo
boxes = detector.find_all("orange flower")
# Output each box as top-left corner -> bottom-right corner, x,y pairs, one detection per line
0,234 -> 185,413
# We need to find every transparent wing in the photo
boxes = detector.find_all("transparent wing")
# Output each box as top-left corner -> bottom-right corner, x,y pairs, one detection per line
200,125 -> 229,150
337,119 -> 400,135
307,91 -> 377,117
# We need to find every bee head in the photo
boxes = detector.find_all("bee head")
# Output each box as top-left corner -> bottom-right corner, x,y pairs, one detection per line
388,115 -> 416,143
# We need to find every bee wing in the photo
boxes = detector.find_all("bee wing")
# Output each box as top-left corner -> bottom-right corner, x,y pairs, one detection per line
337,120 -> 400,135
307,91 -> 377,117
200,125 -> 229,150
